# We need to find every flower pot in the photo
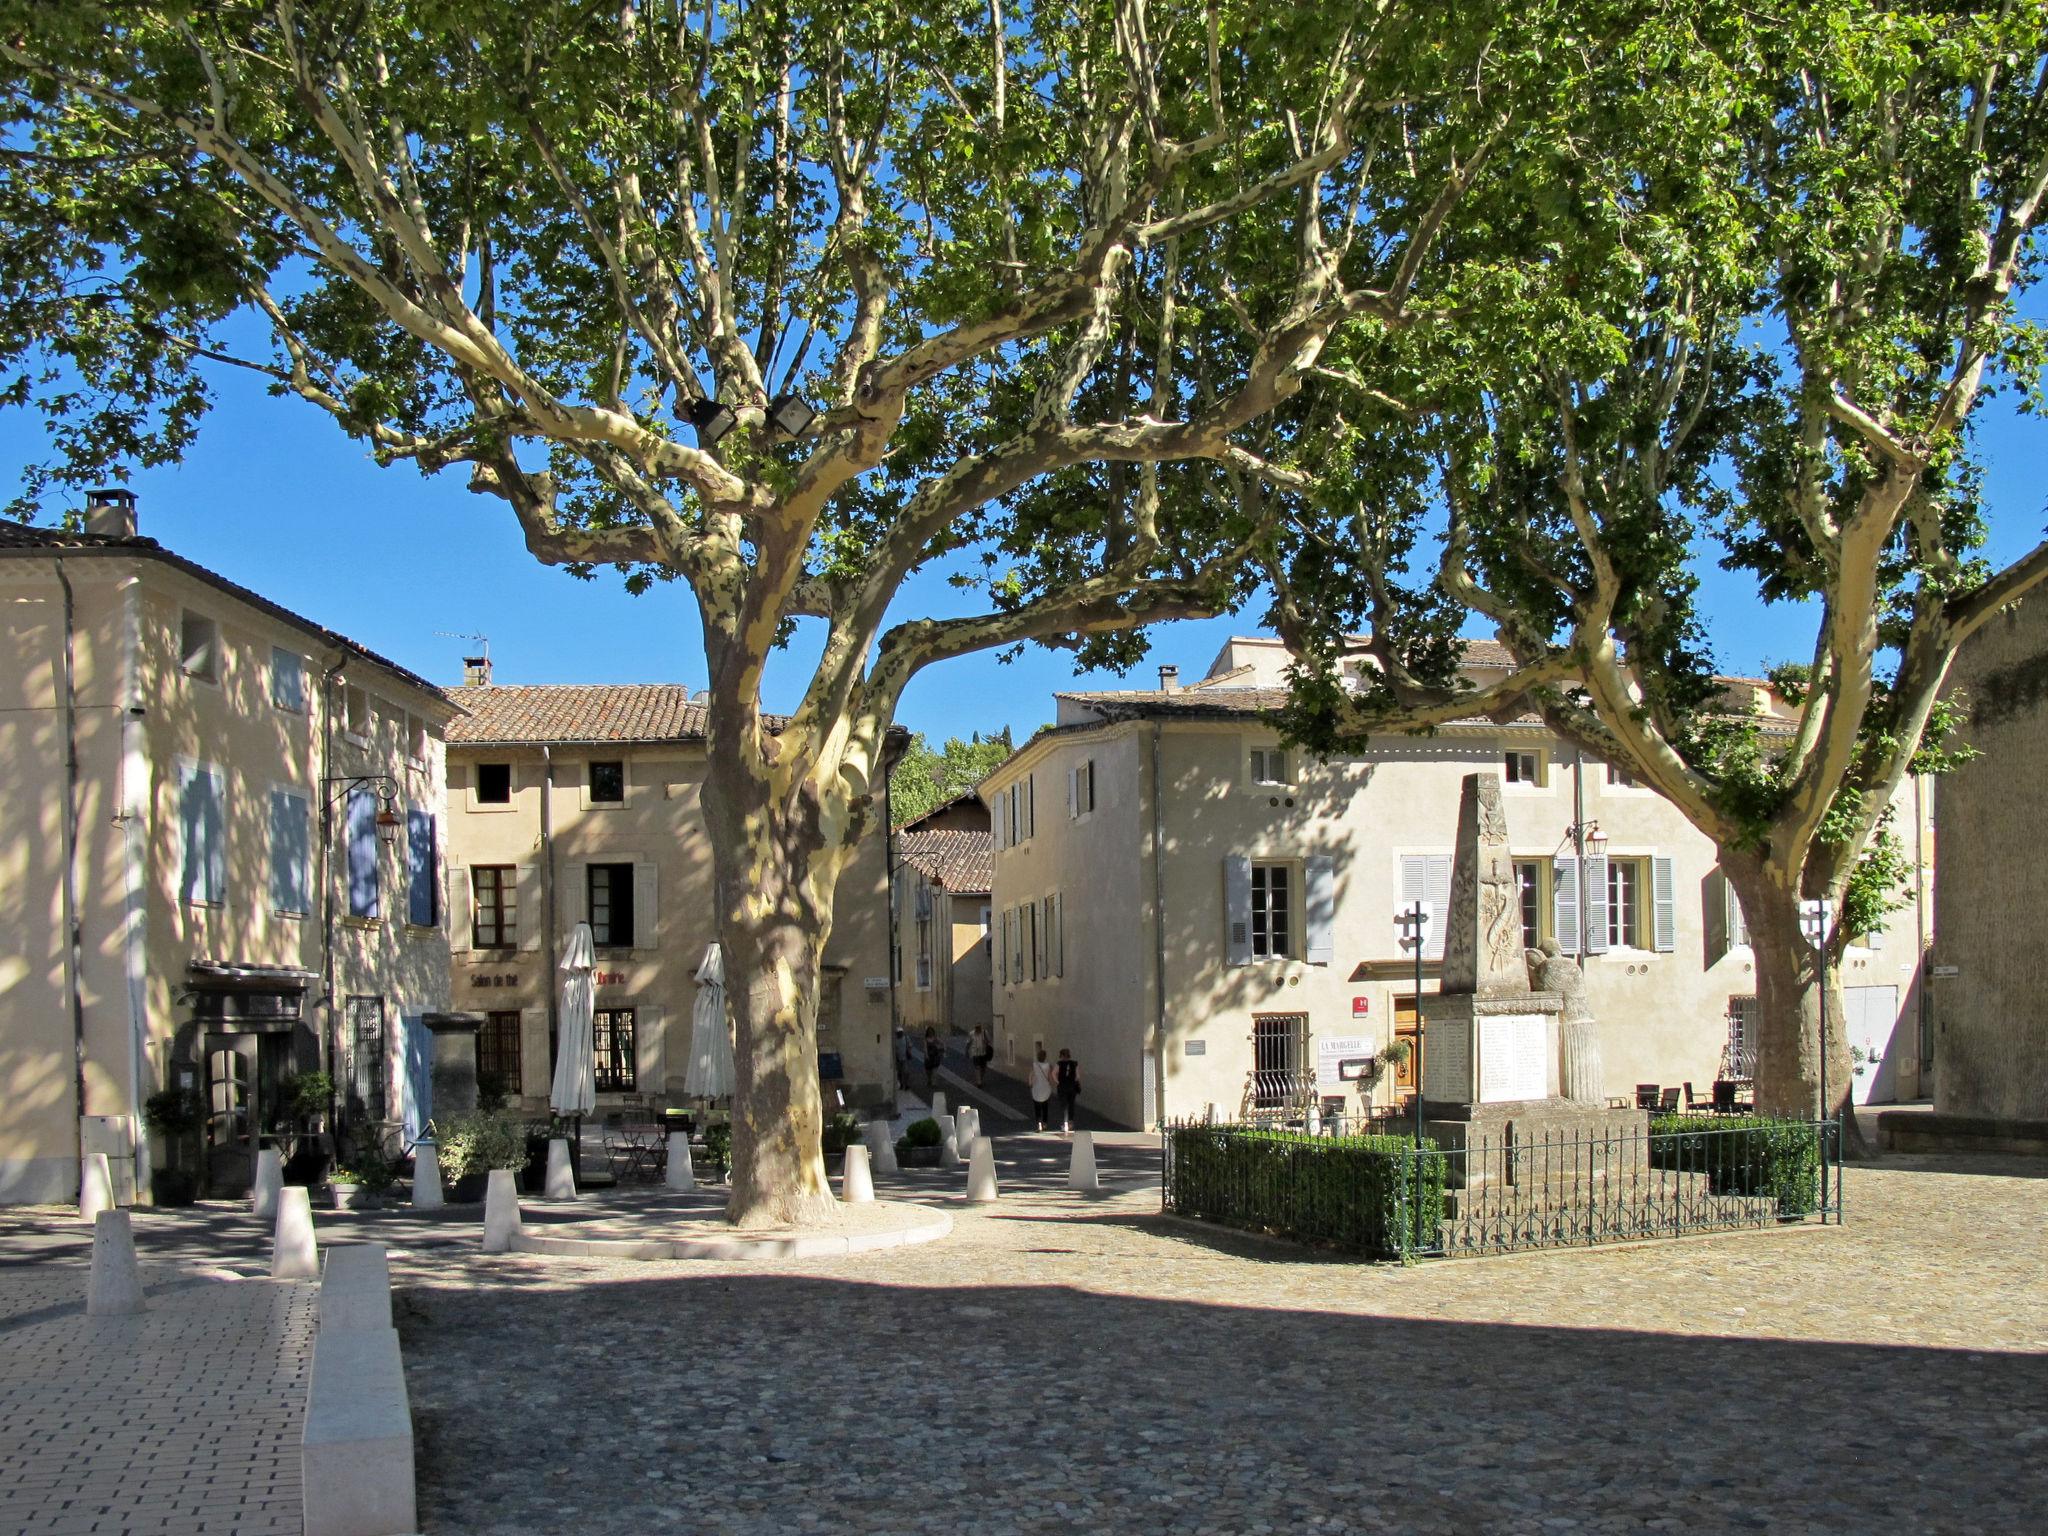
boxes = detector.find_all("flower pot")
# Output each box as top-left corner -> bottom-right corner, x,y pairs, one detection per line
150,1168 -> 198,1207
898,1144 -> 944,1168
332,1184 -> 381,1212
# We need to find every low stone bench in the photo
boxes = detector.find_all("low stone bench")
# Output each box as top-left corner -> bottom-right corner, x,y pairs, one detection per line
302,1244 -> 417,1536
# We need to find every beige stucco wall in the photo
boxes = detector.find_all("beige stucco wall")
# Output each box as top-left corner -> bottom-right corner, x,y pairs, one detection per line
892,862 -> 991,1039
444,741 -> 894,1111
984,714 -> 1931,1129
1933,592 -> 2048,1122
0,553 -> 450,1204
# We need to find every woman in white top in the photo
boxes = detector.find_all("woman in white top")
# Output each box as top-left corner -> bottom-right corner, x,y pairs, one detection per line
1027,1047 -> 1055,1131
968,1024 -> 993,1085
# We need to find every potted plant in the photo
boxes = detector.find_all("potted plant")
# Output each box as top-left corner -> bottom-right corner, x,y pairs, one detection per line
431,1111 -> 526,1203
701,1122 -> 732,1180
819,1111 -> 864,1173
895,1116 -> 945,1168
142,1087 -> 202,1206
330,1140 -> 395,1210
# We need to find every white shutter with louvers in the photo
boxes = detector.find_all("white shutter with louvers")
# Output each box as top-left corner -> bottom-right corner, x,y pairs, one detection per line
517,862 -> 544,951
636,1004 -> 665,1096
1583,854 -> 1610,954
1399,855 -> 1427,953
1053,892 -> 1065,977
1224,854 -> 1253,967
1425,856 -> 1451,961
1304,855 -> 1335,965
448,863 -> 471,950
1553,857 -> 1579,956
1651,856 -> 1677,953
1727,876 -> 1750,947
635,862 -> 659,948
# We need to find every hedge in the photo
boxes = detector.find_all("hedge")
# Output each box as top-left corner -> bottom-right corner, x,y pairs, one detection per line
1165,1126 -> 1446,1259
1646,1114 -> 1821,1216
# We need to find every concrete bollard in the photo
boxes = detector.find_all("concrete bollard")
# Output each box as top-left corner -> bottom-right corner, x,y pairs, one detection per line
867,1120 -> 899,1174
666,1132 -> 696,1191
841,1144 -> 875,1204
931,1091 -> 947,1122
272,1186 -> 320,1280
481,1169 -> 522,1254
936,1114 -> 961,1169
957,1106 -> 981,1148
1068,1130 -> 1101,1192
79,1152 -> 114,1223
543,1138 -> 577,1200
252,1148 -> 284,1220
411,1144 -> 444,1211
87,1210 -> 146,1316
965,1137 -> 999,1203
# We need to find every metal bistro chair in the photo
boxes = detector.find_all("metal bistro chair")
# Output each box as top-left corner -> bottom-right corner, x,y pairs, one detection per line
1658,1086 -> 1682,1114
1635,1083 -> 1662,1111
1712,1079 -> 1739,1114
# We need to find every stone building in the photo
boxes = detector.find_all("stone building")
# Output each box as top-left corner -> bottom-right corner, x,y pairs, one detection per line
442,676 -> 896,1114
979,636 -> 1933,1129
891,794 -> 993,1042
1924,590 -> 2048,1142
0,494 -> 457,1204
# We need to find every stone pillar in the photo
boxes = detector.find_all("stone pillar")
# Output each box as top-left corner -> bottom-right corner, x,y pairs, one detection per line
79,1152 -> 113,1222
252,1148 -> 284,1219
87,1210 -> 146,1316
665,1133 -> 695,1191
841,1145 -> 875,1204
965,1138 -> 998,1203
1068,1131 -> 1100,1192
272,1186 -> 319,1280
411,1144 -> 444,1210
481,1169 -> 521,1253
936,1114 -> 960,1169
422,1013 -> 484,1119
866,1119 -> 899,1174
543,1139 -> 577,1200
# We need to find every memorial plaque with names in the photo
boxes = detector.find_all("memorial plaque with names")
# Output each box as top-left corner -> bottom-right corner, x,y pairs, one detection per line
1424,1021 -> 1470,1103
1478,1013 -> 1550,1102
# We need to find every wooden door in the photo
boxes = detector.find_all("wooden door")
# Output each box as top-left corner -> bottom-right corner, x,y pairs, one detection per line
1394,997 -> 1423,1103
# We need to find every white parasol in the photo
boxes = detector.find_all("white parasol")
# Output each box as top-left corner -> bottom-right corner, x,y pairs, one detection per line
550,921 -> 598,1117
684,942 -> 736,1099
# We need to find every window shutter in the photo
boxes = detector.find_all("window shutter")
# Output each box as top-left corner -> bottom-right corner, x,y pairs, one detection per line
518,862 -> 544,951
1399,855 -> 1425,953
448,864 -> 471,950
635,1004 -> 664,1097
635,862 -> 659,945
1583,854 -> 1610,954
1652,856 -> 1676,952
1705,868 -> 1730,962
1012,907 -> 1025,981
1552,857 -> 1579,956
1054,892 -> 1065,977
407,810 -> 438,928
1068,765 -> 1078,818
345,788 -> 378,919
1026,774 -> 1036,839
996,908 -> 1007,984
1425,856 -> 1451,962
1223,854 -> 1253,967
270,790 -> 308,915
1727,877 -> 1749,947
1304,855 -> 1335,966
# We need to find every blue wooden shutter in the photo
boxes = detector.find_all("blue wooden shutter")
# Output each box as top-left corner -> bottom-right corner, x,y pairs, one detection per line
346,789 -> 379,919
1223,854 -> 1252,966
1652,855 -> 1677,952
1553,857 -> 1579,955
271,790 -> 310,914
181,765 -> 226,905
407,809 -> 437,928
1303,855 -> 1335,966
1583,853 -> 1610,954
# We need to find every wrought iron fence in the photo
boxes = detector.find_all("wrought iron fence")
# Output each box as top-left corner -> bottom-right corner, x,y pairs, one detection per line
1162,1113 -> 1844,1260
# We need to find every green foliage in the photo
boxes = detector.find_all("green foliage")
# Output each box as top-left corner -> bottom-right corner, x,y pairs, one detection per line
820,1112 -> 865,1156
474,1071 -> 510,1115
889,732 -> 1013,827
1647,1115 -> 1821,1216
701,1122 -> 732,1174
142,1087 -> 201,1136
430,1112 -> 526,1181
1165,1126 -> 1446,1259
902,1117 -> 943,1149
279,1071 -> 332,1124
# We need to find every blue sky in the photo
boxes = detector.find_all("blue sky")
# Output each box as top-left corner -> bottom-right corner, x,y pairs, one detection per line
5,359 -> 2043,745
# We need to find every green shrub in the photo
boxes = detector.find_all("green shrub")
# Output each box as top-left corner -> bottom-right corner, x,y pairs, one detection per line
279,1071 -> 332,1122
820,1112 -> 865,1156
1647,1115 -> 1821,1216
702,1123 -> 732,1172
431,1112 -> 527,1181
903,1117 -> 943,1149
475,1070 -> 509,1114
1165,1127 -> 1446,1259
143,1088 -> 202,1136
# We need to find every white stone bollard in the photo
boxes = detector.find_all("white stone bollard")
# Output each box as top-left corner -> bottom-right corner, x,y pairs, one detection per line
965,1137 -> 999,1203
867,1120 -> 899,1174
481,1169 -> 522,1253
544,1138 -> 577,1200
87,1210 -> 146,1316
957,1106 -> 981,1148
666,1132 -> 696,1191
252,1147 -> 284,1220
937,1114 -> 961,1169
931,1091 -> 947,1121
272,1186 -> 319,1280
1068,1130 -> 1101,1192
841,1144 -> 875,1204
79,1152 -> 114,1223
411,1143 -> 444,1210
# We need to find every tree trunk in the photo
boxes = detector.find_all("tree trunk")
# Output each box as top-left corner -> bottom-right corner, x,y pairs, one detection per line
700,749 -> 843,1229
1729,863 -> 1859,1144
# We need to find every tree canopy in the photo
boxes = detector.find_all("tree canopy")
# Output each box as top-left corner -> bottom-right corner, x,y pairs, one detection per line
888,730 -> 1013,826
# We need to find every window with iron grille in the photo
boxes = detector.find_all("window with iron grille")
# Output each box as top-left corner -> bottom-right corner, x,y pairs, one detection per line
479,1010 -> 522,1092
1726,995 -> 1758,1076
589,862 -> 636,948
1250,862 -> 1293,958
593,1008 -> 637,1091
347,996 -> 386,1122
1251,1013 -> 1308,1109
472,866 -> 517,947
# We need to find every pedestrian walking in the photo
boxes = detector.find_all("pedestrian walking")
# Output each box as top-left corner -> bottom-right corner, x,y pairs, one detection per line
968,1024 -> 994,1086
922,1027 -> 945,1095
1028,1047 -> 1055,1131
1055,1047 -> 1081,1133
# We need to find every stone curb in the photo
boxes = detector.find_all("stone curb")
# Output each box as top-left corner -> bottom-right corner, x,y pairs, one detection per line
1152,1209 -> 1848,1264
509,1205 -> 953,1262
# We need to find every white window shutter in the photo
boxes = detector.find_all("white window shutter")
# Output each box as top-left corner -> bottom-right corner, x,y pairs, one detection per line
635,862 -> 659,945
519,862 -> 545,950
1054,892 -> 1065,977
1304,855 -> 1335,966
448,863 -> 470,950
1224,854 -> 1253,967
1652,856 -> 1677,952
635,1004 -> 664,1097
1425,856 -> 1452,962
1583,854 -> 1611,954
1068,765 -> 1078,819
1552,857 -> 1579,955
997,909 -> 1007,985
1726,876 -> 1749,947
1399,856 -> 1425,952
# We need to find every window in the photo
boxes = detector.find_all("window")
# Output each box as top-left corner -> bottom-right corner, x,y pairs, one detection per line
1250,862 -> 1294,958
476,762 -> 513,804
1251,1014 -> 1309,1110
1607,760 -> 1640,789
406,809 -> 438,928
407,712 -> 429,764
593,1008 -> 637,1091
1504,750 -> 1543,785
1515,860 -> 1547,950
1397,854 -> 1453,961
915,892 -> 934,990
347,996 -> 386,1122
345,789 -> 380,920
1026,900 -> 1040,982
1071,758 -> 1096,817
472,866 -> 517,948
270,789 -> 311,916
270,647 -> 304,712
178,763 -> 226,906
479,1010 -> 523,1095
980,905 -> 992,958
589,862 -> 636,948
343,684 -> 371,742
1250,747 -> 1292,786
1726,996 -> 1758,1078
589,760 -> 625,804
180,612 -> 218,682
1607,858 -> 1641,949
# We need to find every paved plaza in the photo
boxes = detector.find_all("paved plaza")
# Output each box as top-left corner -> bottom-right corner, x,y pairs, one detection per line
1,1134 -> 2043,1535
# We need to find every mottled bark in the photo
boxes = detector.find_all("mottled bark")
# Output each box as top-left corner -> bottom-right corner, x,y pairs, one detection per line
1726,859 -> 1857,1141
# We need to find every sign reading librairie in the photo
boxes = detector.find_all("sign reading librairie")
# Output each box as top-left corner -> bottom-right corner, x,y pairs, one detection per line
1478,1013 -> 1550,1102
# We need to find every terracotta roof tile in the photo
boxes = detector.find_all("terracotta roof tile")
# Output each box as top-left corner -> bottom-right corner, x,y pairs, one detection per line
896,829 -> 994,893
446,684 -> 736,744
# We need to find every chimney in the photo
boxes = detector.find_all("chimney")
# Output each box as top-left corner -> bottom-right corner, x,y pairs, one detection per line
463,655 -> 493,688
84,488 -> 138,540
1158,664 -> 1181,694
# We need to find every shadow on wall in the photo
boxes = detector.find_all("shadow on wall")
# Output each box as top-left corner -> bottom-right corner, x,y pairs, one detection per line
397,1269 -> 2048,1536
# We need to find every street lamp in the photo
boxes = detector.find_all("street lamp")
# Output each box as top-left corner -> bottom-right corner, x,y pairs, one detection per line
322,774 -> 404,843
1395,900 -> 1433,1147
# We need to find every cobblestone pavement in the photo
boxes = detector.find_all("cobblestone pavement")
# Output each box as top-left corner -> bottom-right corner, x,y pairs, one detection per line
0,1240 -> 315,1536
390,1138 -> 2047,1535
